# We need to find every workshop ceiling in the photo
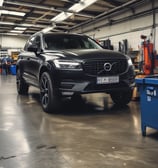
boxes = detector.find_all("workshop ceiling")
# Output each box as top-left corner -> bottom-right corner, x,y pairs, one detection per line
0,0 -> 141,36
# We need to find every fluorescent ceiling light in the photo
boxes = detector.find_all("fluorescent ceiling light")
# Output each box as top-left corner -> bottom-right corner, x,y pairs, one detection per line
69,0 -> 98,13
0,32 -> 30,36
21,23 -> 45,28
0,33 -> 19,36
10,30 -> 24,33
0,0 -> 4,6
0,22 -> 45,28
51,0 -> 97,23
0,21 -> 15,26
42,27 -> 54,33
0,10 -> 25,16
51,12 -> 72,22
14,27 -> 27,30
42,24 -> 56,33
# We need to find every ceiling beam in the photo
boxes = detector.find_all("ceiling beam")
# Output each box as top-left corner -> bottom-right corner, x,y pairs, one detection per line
103,0 -> 123,7
70,0 -> 143,30
4,0 -> 94,18
4,0 -> 59,12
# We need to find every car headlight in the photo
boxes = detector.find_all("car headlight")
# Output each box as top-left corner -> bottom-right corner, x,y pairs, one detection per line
127,58 -> 133,66
54,60 -> 82,70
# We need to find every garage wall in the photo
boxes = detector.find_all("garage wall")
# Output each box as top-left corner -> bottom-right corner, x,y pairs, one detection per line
93,15 -> 154,51
0,35 -> 28,49
71,0 -> 158,52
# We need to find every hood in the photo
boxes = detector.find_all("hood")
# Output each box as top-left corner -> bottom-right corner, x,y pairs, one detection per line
44,49 -> 128,60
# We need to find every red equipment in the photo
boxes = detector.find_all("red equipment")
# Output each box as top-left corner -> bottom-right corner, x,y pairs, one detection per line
141,35 -> 154,75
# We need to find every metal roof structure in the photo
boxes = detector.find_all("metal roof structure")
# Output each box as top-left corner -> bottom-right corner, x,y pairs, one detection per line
0,0 -> 146,36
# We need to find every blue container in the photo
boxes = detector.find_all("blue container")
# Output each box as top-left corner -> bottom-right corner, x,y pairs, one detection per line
136,76 -> 158,136
10,65 -> 16,75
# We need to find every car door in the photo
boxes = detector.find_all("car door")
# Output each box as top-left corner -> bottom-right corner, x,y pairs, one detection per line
24,35 -> 42,86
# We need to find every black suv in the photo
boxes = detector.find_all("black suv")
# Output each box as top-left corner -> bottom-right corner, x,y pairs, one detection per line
16,32 -> 135,112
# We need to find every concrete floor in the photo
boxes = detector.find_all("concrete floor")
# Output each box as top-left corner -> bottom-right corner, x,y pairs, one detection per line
0,75 -> 158,168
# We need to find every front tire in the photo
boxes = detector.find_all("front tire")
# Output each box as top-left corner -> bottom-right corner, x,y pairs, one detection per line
16,69 -> 29,95
110,89 -> 133,106
40,72 -> 60,113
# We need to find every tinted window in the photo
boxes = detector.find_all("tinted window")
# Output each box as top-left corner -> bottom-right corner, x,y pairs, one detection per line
43,34 -> 102,50
24,35 -> 41,51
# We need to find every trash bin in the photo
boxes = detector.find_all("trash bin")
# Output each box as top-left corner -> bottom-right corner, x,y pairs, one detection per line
10,64 -> 16,75
136,76 -> 158,136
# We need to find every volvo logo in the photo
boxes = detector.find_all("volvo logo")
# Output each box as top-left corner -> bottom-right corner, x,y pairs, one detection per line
104,62 -> 112,71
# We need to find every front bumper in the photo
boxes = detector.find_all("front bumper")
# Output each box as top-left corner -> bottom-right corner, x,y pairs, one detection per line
60,80 -> 135,96
55,66 -> 135,96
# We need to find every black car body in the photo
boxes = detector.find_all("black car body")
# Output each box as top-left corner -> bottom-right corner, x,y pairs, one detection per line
16,32 -> 135,112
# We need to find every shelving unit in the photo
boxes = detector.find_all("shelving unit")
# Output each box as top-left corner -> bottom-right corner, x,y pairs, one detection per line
128,50 -> 140,74
0,49 -> 8,58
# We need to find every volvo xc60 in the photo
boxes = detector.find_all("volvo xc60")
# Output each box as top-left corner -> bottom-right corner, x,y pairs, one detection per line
16,32 -> 135,112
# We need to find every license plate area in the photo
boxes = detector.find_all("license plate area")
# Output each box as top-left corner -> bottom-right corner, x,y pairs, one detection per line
97,76 -> 119,84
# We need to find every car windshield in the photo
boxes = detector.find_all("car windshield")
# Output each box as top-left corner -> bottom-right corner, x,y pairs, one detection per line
43,34 -> 102,50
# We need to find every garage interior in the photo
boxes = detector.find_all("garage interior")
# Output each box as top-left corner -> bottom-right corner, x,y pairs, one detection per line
1,0 -> 158,168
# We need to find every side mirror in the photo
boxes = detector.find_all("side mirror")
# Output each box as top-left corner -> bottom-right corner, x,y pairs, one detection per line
28,44 -> 38,52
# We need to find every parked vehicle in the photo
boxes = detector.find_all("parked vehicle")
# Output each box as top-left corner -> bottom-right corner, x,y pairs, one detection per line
16,32 -> 135,112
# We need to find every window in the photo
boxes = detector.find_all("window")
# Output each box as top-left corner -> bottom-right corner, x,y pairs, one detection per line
24,35 -> 41,51
43,34 -> 102,50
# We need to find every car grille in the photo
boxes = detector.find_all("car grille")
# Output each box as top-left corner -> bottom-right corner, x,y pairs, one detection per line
83,59 -> 128,76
